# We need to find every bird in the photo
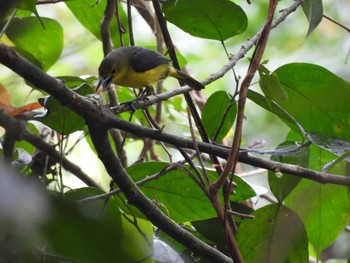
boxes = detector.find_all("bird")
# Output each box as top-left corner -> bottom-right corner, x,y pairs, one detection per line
97,46 -> 204,101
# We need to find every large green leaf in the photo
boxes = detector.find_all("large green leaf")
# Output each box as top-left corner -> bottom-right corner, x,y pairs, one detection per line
268,140 -> 309,202
65,0 -> 129,47
250,63 -> 350,141
285,132 -> 350,258
116,162 -> 255,223
302,0 -> 323,37
163,0 -> 247,41
6,17 -> 63,71
202,91 -> 236,142
36,83 -> 93,135
236,204 -> 308,263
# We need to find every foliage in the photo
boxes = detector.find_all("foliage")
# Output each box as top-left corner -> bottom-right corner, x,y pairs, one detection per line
0,0 -> 350,262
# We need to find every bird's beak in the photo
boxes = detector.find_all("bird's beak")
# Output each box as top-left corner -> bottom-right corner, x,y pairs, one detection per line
97,76 -> 113,92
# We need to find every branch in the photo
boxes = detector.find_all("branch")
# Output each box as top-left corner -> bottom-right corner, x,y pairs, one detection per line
203,0 -> 304,86
1,43 -> 347,187
0,44 -> 232,263
87,124 -> 232,262
100,0 -> 115,56
104,116 -> 350,187
107,0 -> 304,113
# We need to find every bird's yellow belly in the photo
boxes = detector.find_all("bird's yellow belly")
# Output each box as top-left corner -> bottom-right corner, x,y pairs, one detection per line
114,64 -> 170,89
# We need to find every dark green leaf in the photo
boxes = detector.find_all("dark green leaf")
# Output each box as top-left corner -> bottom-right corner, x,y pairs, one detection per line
268,140 -> 309,202
36,83 -> 93,134
192,218 -> 227,250
65,188 -> 154,263
163,0 -> 247,41
202,91 -> 236,142
302,0 -> 323,37
65,0 -> 129,47
6,17 -> 63,71
236,204 -> 308,263
41,187 -> 153,263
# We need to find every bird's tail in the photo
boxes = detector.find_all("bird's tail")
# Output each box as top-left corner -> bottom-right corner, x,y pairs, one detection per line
170,68 -> 205,91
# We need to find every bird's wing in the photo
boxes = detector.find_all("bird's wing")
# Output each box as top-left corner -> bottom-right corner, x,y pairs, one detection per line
130,47 -> 171,72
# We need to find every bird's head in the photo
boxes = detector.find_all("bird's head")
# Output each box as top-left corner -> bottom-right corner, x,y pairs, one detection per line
97,55 -> 119,92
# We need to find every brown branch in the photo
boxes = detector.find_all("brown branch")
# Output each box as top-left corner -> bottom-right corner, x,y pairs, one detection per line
323,14 -> 350,33
1,44 -> 348,189
88,125 -> 232,262
0,44 -> 232,262
100,0 -> 115,55
2,40 -> 350,261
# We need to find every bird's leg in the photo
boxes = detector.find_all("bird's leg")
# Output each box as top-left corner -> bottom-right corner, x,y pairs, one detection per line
120,86 -> 154,111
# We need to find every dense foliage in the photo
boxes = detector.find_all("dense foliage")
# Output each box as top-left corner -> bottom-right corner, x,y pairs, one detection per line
0,0 -> 349,262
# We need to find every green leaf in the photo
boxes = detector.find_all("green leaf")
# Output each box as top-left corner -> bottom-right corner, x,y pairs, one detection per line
122,162 -> 216,222
236,204 -> 308,263
191,218 -> 226,250
43,188 -> 124,263
248,89 -> 303,135
302,0 -> 323,37
163,0 -> 247,41
258,63 -> 288,108
42,187 -> 153,263
36,83 -> 93,134
16,0 -> 45,28
65,0 -> 129,47
117,162 -> 255,223
251,63 -> 350,141
285,180 -> 350,257
65,187 -> 153,263
268,140 -> 309,202
285,131 -> 350,257
15,122 -> 40,156
231,175 -> 257,203
6,17 -> 63,71
202,91 -> 236,142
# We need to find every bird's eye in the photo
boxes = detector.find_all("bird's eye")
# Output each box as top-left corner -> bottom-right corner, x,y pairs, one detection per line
112,68 -> 117,74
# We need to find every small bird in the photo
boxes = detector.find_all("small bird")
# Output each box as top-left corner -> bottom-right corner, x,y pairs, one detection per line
97,46 -> 204,100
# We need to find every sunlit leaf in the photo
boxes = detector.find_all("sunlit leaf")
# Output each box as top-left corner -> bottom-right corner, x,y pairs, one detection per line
6,17 -> 63,71
163,0 -> 247,41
